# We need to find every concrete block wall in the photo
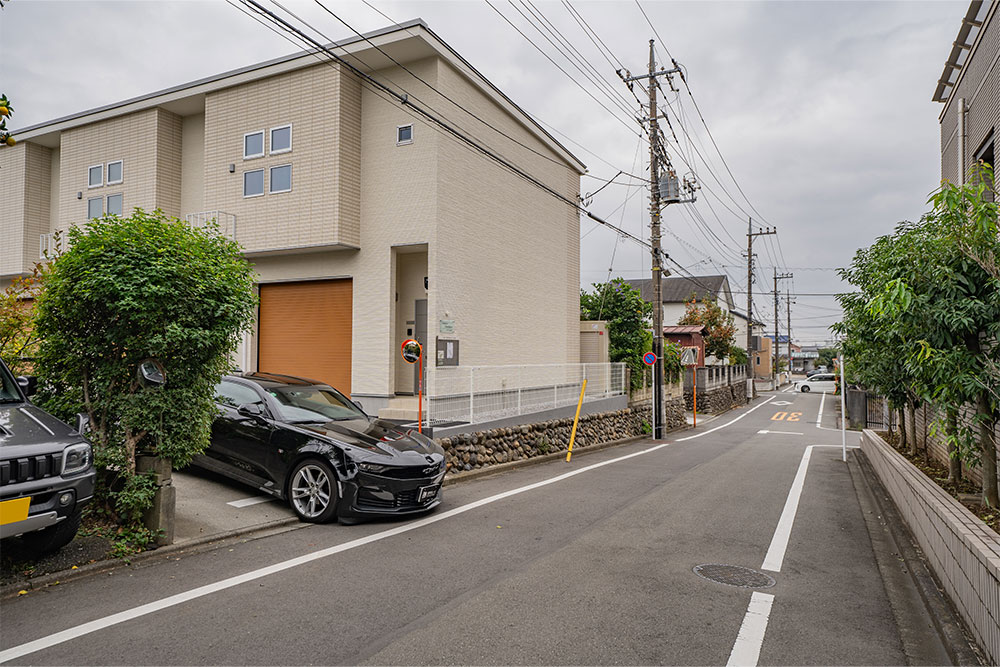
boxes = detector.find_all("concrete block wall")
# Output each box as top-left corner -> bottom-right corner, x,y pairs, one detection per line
860,429 -> 1000,664
910,402 -> 999,489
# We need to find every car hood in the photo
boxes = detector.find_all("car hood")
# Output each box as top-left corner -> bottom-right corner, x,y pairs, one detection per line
0,402 -> 82,456
299,418 -> 444,459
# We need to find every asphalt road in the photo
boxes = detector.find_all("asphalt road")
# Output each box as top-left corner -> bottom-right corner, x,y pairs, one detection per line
0,390 -> 938,665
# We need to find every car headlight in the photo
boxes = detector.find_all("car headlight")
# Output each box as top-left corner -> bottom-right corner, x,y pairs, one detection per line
357,462 -> 388,474
62,442 -> 92,476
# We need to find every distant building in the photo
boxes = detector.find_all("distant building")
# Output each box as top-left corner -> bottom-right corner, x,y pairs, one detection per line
663,324 -> 707,367
936,1 -> 996,190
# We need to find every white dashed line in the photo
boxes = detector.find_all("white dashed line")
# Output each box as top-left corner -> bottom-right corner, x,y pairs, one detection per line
227,496 -> 274,508
727,592 -> 775,666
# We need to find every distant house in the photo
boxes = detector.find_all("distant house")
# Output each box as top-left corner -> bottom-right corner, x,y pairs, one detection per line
663,324 -> 707,367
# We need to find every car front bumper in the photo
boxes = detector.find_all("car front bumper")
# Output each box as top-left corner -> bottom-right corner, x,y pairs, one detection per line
339,468 -> 446,519
0,471 -> 95,539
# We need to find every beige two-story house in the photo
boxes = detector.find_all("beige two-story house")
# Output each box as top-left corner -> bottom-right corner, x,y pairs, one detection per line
0,20 -> 586,418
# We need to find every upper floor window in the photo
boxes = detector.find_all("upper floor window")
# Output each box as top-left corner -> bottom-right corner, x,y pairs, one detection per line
270,125 -> 292,154
88,164 -> 103,188
397,124 -> 413,145
244,169 -> 265,198
244,131 -> 264,159
107,193 -> 123,217
107,160 -> 123,185
87,197 -> 103,219
269,165 -> 291,194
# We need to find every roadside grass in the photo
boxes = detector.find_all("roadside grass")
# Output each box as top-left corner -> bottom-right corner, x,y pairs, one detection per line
879,430 -> 999,535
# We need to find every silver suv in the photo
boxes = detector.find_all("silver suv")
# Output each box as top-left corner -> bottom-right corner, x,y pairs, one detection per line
0,358 -> 95,554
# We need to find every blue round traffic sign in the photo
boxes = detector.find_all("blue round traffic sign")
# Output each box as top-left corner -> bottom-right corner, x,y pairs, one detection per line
643,352 -> 657,366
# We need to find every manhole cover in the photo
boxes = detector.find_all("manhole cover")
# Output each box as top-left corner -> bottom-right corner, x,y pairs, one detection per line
693,563 -> 775,589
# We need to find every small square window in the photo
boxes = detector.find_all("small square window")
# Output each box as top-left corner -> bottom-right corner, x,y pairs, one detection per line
107,193 -> 123,216
87,197 -> 103,219
88,164 -> 103,188
269,165 -> 291,193
244,169 -> 265,197
107,160 -> 123,185
270,125 -> 292,154
244,131 -> 264,159
397,124 -> 413,145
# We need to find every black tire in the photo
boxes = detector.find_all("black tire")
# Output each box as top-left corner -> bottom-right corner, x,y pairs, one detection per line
801,385 -> 811,393
19,508 -> 82,556
287,459 -> 340,523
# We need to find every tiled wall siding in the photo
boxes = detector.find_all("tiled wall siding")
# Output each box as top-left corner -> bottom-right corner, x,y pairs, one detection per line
861,430 -> 1000,664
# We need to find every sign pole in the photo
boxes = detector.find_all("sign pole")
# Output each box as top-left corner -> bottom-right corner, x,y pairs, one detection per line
692,365 -> 697,428
643,352 -> 657,439
418,352 -> 424,434
840,354 -> 847,462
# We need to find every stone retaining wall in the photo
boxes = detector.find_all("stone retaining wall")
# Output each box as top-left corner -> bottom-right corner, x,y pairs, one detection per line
437,400 -> 685,473
685,381 -> 748,414
860,429 -> 1000,664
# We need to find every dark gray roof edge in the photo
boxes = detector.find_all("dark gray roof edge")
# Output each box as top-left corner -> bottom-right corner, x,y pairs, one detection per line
15,18 -> 586,173
415,23 -> 585,173
17,19 -> 427,135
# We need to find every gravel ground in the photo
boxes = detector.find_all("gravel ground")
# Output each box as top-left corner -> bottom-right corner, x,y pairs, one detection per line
1,535 -> 113,588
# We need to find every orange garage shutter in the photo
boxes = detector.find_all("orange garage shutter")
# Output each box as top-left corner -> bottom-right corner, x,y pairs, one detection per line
258,279 -> 353,394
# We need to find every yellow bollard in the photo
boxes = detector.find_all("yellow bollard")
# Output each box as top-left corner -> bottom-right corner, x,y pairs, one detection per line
566,379 -> 588,462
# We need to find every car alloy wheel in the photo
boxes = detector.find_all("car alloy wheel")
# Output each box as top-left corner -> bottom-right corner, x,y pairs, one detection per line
801,385 -> 811,393
289,459 -> 339,523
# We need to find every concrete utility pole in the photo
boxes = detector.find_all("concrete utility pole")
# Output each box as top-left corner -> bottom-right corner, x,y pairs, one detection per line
618,43 -> 692,440
746,220 -> 776,377
773,268 -> 793,386
786,290 -> 795,375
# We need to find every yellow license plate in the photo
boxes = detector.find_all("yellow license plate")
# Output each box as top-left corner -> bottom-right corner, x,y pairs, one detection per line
0,497 -> 31,526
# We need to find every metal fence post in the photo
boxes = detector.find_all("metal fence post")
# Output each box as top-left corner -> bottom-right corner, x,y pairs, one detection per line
469,368 -> 475,424
517,366 -> 522,417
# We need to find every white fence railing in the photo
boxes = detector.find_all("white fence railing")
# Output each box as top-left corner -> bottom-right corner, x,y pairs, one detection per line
39,227 -> 73,258
429,362 -> 626,425
185,211 -> 237,239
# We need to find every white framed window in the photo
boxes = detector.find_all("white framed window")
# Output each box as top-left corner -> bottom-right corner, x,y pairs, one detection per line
88,164 -> 103,188
244,169 -> 265,197
107,160 -> 123,185
87,197 -> 103,219
396,124 -> 413,145
107,193 -> 123,216
244,131 -> 264,159
269,164 -> 291,194
270,124 -> 292,154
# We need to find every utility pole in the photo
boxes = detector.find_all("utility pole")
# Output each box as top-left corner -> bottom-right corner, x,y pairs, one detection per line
786,290 -> 795,375
746,220 -> 776,377
618,43 -> 694,440
773,268 -> 793,387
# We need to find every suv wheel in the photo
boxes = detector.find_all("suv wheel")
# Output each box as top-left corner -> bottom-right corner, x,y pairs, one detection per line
19,508 -> 82,556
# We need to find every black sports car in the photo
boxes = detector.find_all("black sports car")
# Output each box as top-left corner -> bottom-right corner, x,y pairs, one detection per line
192,373 -> 446,523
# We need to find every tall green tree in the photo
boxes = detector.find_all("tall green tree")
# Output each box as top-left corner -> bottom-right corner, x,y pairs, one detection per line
34,209 -> 257,532
677,297 -> 736,361
581,279 -> 652,389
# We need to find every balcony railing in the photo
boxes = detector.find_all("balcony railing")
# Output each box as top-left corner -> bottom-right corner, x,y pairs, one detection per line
185,211 -> 236,239
39,228 -> 73,258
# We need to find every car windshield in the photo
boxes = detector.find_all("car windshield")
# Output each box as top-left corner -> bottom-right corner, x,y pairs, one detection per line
0,362 -> 22,404
269,386 -> 366,423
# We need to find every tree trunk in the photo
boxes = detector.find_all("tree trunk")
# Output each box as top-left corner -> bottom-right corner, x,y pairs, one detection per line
978,390 -> 998,508
946,407 -> 962,484
907,401 -> 918,456
899,408 -> 907,450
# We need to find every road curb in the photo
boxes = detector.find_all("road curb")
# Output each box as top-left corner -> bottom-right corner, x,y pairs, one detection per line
849,448 -> 983,666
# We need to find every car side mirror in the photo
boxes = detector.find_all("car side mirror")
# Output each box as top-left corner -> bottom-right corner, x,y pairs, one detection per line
237,402 -> 266,421
16,375 -> 38,397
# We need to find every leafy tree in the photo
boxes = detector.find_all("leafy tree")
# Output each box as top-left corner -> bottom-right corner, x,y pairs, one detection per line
729,346 -> 748,366
677,296 -> 736,360
581,279 -> 652,390
0,93 -> 14,146
0,261 -> 48,374
816,347 -> 837,369
34,209 -> 257,536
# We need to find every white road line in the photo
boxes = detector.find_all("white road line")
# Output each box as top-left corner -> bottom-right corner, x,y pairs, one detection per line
816,391 -> 826,427
675,395 -> 777,442
1,442 -> 674,663
760,445 -> 814,572
727,592 -> 775,667
227,496 -> 274,508
756,430 -> 804,436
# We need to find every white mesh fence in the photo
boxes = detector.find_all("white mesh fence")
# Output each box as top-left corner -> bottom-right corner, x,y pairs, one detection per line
428,363 -> 626,425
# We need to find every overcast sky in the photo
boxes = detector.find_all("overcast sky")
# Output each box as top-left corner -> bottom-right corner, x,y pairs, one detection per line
1,0 -> 963,344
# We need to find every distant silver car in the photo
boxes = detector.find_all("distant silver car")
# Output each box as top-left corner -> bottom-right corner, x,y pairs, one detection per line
793,373 -> 836,393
